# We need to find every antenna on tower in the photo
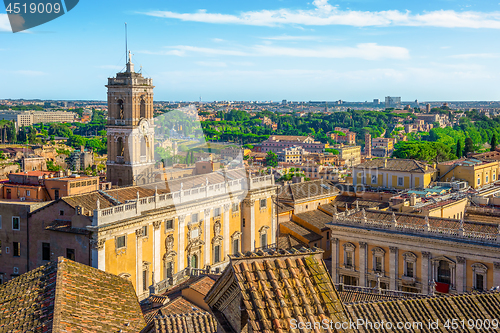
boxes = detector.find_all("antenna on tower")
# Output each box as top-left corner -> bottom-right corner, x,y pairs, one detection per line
125,22 -> 128,60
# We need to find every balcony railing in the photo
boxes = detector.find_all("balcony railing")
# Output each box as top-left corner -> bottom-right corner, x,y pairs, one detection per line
91,171 -> 275,226
330,208 -> 500,245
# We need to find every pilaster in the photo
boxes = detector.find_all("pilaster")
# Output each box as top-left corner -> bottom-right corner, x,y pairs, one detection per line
422,251 -> 431,294
359,242 -> 367,287
456,256 -> 466,293
389,246 -> 398,290
223,204 -> 230,260
177,215 -> 186,271
153,221 -> 161,283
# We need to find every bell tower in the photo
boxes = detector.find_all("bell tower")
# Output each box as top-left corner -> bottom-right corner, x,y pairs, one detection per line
106,51 -> 155,187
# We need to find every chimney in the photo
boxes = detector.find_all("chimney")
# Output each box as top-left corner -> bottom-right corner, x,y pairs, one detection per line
410,193 -> 417,206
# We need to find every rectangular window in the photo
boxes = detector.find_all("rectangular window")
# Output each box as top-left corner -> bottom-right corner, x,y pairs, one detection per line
12,217 -> 20,231
232,239 -> 239,254
494,173 -> 497,181
486,175 -> 489,183
66,248 -> 75,261
406,262 -> 414,278
214,245 -> 221,264
92,179 -> 97,185
261,233 -> 267,249
143,269 -> 148,292
475,274 -> 484,291
397,177 -> 404,186
142,225 -> 148,237
478,177 -> 481,185
13,242 -> 20,257
375,256 -> 383,272
232,203 -> 239,212
59,210 -> 64,216
214,207 -> 221,217
166,219 -> 173,230
26,190 -> 31,196
42,243 -> 50,261
260,198 -> 267,209
54,189 -> 60,200
191,213 -> 198,223
346,252 -> 353,268
371,175 -> 377,184
116,236 -> 126,249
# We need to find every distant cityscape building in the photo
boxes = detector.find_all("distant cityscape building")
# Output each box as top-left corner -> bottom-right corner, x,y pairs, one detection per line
0,110 -> 76,128
353,158 -> 437,189
373,99 -> 380,104
276,145 -> 306,163
371,137 -> 395,158
364,132 -> 372,157
385,96 -> 402,109
68,147 -> 94,171
328,127 -> 356,145
259,135 -> 326,153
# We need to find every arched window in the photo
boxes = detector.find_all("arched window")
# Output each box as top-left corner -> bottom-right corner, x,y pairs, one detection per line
117,99 -> 124,119
117,137 -> 124,157
140,97 -> 146,118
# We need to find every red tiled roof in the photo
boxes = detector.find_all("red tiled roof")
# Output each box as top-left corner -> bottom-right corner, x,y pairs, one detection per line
189,276 -> 216,296
206,248 -> 351,333
0,257 -> 146,332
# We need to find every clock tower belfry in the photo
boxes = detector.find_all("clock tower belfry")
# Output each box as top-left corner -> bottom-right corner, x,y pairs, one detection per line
106,51 -> 155,187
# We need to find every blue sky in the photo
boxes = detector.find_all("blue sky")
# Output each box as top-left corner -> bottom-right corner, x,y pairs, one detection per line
1,0 -> 500,101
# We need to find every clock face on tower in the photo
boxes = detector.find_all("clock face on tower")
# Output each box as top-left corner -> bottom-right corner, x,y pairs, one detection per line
139,119 -> 150,136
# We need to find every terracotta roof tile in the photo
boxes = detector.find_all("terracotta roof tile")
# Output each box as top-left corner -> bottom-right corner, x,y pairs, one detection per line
0,257 -> 146,332
208,248 -> 351,332
346,291 -> 500,332
152,312 -> 217,333
356,158 -> 436,173
295,209 -> 333,230
280,221 -> 323,242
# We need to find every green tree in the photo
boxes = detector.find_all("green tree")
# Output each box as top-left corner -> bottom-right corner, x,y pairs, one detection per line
456,140 -> 462,158
464,137 -> 474,156
265,151 -> 278,167
491,134 -> 497,151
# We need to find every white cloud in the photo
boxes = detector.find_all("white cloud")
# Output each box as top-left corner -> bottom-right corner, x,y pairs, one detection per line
14,70 -> 46,76
166,45 -> 249,56
158,43 -> 409,60
260,35 -> 322,41
253,43 -> 409,60
141,1 -> 500,29
449,53 -> 500,59
211,38 -> 226,42
0,14 -> 12,32
195,61 -> 227,67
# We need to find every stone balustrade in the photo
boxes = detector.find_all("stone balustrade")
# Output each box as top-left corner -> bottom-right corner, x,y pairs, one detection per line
331,209 -> 500,245
92,174 -> 274,226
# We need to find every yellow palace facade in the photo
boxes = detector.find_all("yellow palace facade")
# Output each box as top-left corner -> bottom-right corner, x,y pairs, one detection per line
89,170 -> 276,299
